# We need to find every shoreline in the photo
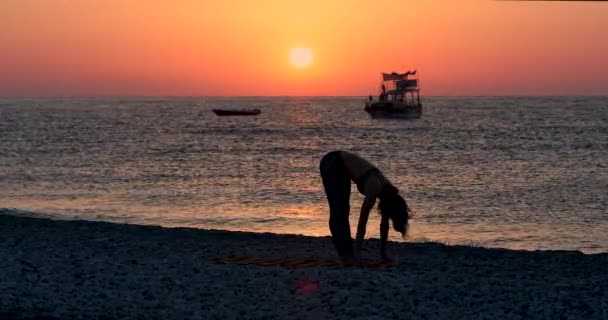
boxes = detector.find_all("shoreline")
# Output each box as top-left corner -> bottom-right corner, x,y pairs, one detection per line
3,208 -> 605,256
1,214 -> 607,319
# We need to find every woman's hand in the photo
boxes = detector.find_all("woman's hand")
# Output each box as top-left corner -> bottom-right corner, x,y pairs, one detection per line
354,242 -> 363,259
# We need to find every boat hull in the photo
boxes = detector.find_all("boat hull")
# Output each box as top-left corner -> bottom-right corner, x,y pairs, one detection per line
364,102 -> 422,119
212,109 -> 261,116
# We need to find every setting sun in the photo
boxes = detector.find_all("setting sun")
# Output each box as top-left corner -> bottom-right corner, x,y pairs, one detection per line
289,48 -> 313,68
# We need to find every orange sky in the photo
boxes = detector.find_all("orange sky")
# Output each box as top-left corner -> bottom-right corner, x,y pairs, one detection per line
1,0 -> 607,97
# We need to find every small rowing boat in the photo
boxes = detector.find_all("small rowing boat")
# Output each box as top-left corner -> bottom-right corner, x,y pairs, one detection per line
212,109 -> 261,116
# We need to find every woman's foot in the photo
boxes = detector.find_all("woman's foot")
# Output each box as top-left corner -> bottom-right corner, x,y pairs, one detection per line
340,255 -> 361,267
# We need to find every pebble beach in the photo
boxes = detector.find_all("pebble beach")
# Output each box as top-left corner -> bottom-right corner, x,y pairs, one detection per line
1,211 -> 606,320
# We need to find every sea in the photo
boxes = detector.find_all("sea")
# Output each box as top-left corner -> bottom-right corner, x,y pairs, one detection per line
1,96 -> 607,253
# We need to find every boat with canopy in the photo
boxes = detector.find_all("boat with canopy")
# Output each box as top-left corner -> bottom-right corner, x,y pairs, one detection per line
364,70 -> 422,119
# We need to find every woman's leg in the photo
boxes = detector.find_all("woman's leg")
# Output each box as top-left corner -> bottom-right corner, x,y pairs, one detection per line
320,152 -> 353,257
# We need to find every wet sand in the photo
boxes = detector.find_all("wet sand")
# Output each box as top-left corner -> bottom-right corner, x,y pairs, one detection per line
1,212 -> 606,319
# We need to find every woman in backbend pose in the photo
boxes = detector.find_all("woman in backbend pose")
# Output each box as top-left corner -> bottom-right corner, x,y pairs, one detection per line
319,150 -> 410,265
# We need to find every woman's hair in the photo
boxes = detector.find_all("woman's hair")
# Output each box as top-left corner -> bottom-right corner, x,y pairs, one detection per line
378,186 -> 410,237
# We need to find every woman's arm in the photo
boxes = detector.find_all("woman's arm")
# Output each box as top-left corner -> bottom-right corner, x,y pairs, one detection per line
354,196 -> 376,259
380,214 -> 390,260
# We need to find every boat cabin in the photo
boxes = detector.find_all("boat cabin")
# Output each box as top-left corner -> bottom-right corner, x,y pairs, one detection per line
371,71 -> 421,106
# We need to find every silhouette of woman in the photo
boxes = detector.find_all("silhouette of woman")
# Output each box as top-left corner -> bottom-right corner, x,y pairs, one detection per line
319,151 -> 410,265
